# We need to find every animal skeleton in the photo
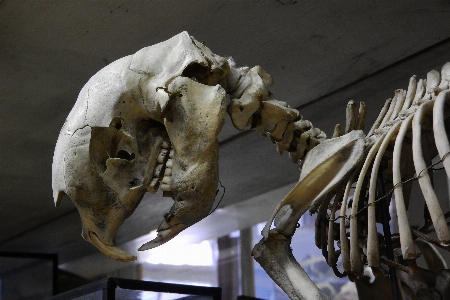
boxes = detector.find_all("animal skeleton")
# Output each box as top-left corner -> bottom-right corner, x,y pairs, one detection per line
52,32 -> 450,299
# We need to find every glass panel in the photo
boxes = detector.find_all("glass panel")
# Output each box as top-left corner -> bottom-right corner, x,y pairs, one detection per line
0,256 -> 53,300
116,287 -> 215,300
140,239 -> 218,288
72,290 -> 103,300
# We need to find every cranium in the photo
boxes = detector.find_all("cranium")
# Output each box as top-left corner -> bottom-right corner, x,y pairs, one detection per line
52,32 -> 228,261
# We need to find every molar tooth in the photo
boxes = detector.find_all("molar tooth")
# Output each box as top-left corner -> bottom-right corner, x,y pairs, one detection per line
162,140 -> 171,149
169,149 -> 174,158
162,176 -> 172,184
153,164 -> 164,177
147,178 -> 160,194
160,184 -> 172,191
157,149 -> 168,163
166,159 -> 173,168
164,167 -> 172,176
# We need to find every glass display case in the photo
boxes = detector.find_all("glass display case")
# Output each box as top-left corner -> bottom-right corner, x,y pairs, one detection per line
0,251 -> 58,300
47,277 -> 222,300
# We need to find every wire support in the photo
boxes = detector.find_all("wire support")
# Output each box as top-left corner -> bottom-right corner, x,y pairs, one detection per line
324,151 -> 450,222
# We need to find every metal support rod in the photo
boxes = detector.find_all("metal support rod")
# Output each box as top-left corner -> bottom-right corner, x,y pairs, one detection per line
240,227 -> 255,297
377,174 -> 400,300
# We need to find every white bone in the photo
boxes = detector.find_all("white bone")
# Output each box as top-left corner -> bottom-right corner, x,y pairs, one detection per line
332,124 -> 342,138
227,66 -> 273,130
413,79 -> 426,105
412,99 -> 450,246
260,100 -> 299,133
439,63 -> 450,92
262,130 -> 365,238
356,102 -> 366,131
379,96 -> 397,129
426,70 -> 441,95
257,131 -> 365,299
433,90 -> 450,181
253,231 -> 328,300
141,76 -> 227,250
390,89 -> 406,122
401,76 -> 417,112
166,158 -> 173,168
368,98 -> 392,136
345,100 -> 358,133
161,140 -> 171,149
392,114 -> 416,260
276,122 -> 295,154
350,132 -> 386,275
367,121 -> 402,268
164,167 -> 172,176
52,32 -> 231,260
340,171 -> 358,273
328,186 -> 345,266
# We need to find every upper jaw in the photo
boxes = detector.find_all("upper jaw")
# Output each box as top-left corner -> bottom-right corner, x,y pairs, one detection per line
88,231 -> 137,262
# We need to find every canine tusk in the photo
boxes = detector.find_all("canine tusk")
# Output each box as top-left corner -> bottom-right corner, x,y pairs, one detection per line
89,232 -> 137,262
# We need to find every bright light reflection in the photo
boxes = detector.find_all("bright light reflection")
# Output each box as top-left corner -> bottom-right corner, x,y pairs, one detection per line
145,240 -> 213,266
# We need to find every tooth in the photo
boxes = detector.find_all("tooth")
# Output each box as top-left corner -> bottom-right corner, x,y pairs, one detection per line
164,168 -> 172,176
153,164 -> 164,177
162,176 -> 172,184
169,149 -> 174,158
157,150 -> 168,163
160,184 -> 172,191
162,140 -> 171,149
89,232 -> 136,262
139,224 -> 187,251
147,178 -> 160,193
166,159 -> 173,168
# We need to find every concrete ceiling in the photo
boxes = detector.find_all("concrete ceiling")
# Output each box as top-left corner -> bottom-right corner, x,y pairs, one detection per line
2,0 -> 450,266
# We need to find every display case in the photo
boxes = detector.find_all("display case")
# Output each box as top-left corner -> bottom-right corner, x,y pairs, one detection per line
47,277 -> 222,300
0,251 -> 58,300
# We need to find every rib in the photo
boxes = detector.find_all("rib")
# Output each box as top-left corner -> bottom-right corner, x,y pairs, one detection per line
340,170 -> 357,274
433,90 -> 450,180
412,99 -> 450,246
328,185 -> 345,266
392,114 -> 416,260
367,121 -> 402,268
350,132 -> 386,275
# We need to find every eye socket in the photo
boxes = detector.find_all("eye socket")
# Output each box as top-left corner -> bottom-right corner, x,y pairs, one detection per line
182,62 -> 209,83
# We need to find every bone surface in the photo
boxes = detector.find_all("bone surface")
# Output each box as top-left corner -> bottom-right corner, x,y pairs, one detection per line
53,32 -> 230,259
